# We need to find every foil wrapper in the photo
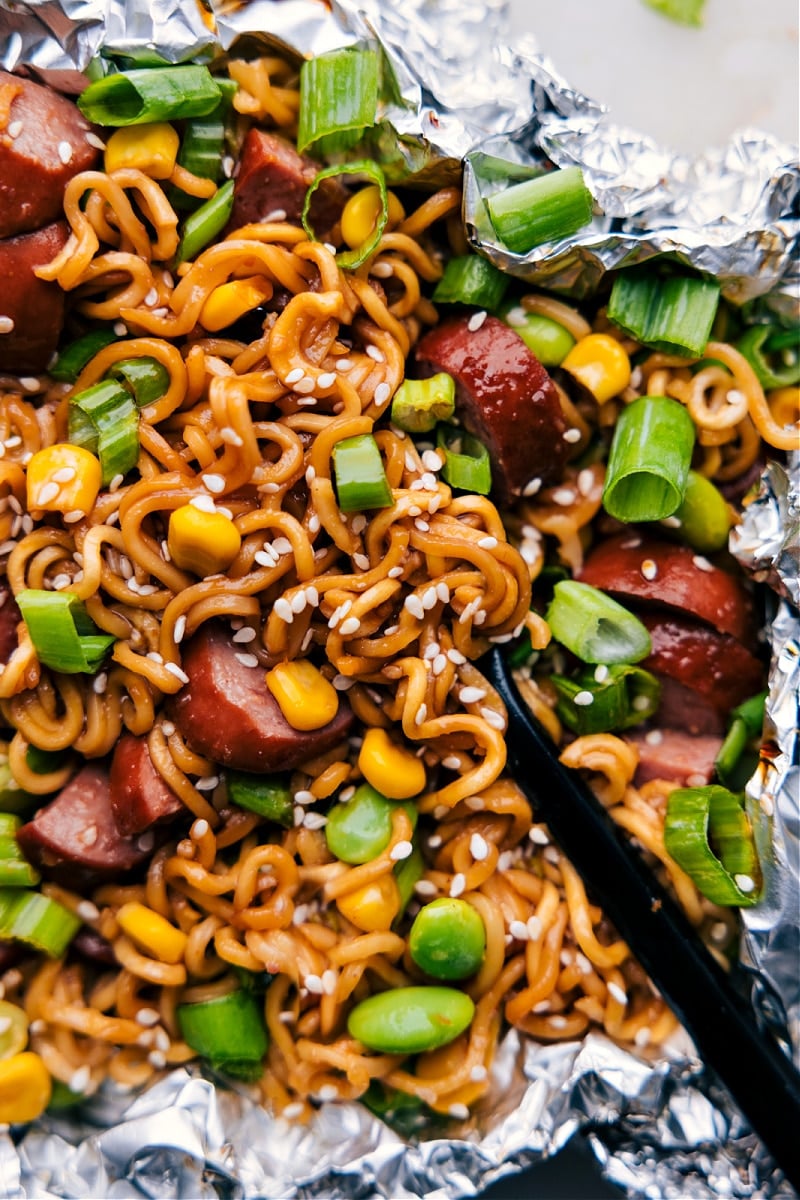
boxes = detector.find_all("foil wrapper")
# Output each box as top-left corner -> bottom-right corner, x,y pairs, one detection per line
1,0 -> 799,1196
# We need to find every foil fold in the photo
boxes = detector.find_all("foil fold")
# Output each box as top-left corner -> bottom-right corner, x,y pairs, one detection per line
1,0 -> 799,1196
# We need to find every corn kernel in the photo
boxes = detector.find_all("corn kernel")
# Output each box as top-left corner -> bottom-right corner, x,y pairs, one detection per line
336,873 -> 400,932
358,727 -> 426,799
767,386 -> 799,429
116,902 -> 188,964
266,659 -> 339,731
0,1000 -> 28,1060
167,504 -> 241,576
104,122 -> 180,180
199,278 -> 272,333
26,444 -> 102,517
0,1052 -> 51,1123
561,333 -> 631,404
341,186 -> 405,250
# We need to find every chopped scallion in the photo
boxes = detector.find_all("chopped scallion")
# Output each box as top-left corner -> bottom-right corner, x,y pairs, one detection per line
664,786 -> 761,906
607,270 -> 720,357
432,255 -> 509,310
391,374 -> 455,433
171,78 -> 238,210
225,772 -> 293,827
551,664 -> 661,735
487,166 -> 593,254
50,329 -> 118,383
78,66 -> 222,126
175,178 -> 235,264
0,887 -> 80,956
715,691 -> 767,790
546,580 -> 651,664
332,434 -> 393,512
107,357 -> 170,408
177,989 -> 269,1078
68,379 -> 139,485
436,423 -> 492,495
303,161 -> 388,270
736,325 -> 800,390
297,46 -> 379,158
17,590 -> 116,674
642,0 -> 706,25
603,394 -> 695,522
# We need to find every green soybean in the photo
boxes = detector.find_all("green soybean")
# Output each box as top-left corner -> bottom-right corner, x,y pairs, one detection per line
325,783 -> 416,865
409,898 -> 486,980
501,305 -> 575,365
670,469 -> 731,553
347,985 -> 475,1054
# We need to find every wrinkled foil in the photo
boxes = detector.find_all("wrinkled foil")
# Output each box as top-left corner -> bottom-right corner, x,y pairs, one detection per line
1,0 -> 799,1196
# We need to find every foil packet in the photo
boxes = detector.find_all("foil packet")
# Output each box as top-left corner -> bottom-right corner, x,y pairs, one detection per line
0,0 -> 798,1196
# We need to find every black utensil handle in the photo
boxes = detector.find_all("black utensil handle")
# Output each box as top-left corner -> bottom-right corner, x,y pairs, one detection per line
483,648 -> 800,1190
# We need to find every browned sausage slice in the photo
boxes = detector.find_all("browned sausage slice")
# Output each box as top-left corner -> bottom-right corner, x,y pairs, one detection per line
110,733 -> 184,837
16,764 -> 150,887
0,221 -> 70,373
0,72 -> 100,238
415,314 -> 569,504
625,728 -> 723,788
0,582 -> 20,667
167,622 -> 354,773
228,129 -> 345,239
578,535 -> 754,643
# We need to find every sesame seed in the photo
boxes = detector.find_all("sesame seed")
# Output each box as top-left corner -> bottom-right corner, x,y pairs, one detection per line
415,703 -> 427,726
404,594 -> 425,620
172,615 -> 187,644
447,648 -> 466,664
232,626 -> 256,644
202,473 -> 226,494
303,812 -> 327,831
339,616 -> 361,636
470,833 -> 489,861
164,662 -> 189,684
264,208 -> 287,221
374,382 -> 391,406
593,665 -> 609,683
415,519 -> 430,532
317,1084 -> 339,1103
509,919 -> 530,940
448,1103 -> 470,1120
69,1066 -> 92,1093
527,915 -> 543,940
450,872 -> 466,898
366,345 -> 385,362
686,772 -> 707,788
286,368 -> 304,384
36,481 -> 60,506
644,729 -> 663,745
390,840 -> 413,861
282,1101 -> 304,1118
523,477 -> 542,497
290,591 -> 307,615
577,468 -> 595,496
86,131 -> 106,150
548,1015 -> 568,1029
304,973 -> 323,994
459,686 -> 487,705
109,473 -> 125,492
640,558 -> 658,581
161,720 -> 175,737
6,121 -> 22,139
195,775 -> 219,792
470,1064 -> 488,1082
318,371 -> 336,388
692,555 -> 714,572
336,358 -> 354,372
77,900 -> 100,922
711,921 -> 730,943
467,310 -> 487,332
414,879 -> 438,897
465,796 -> 484,811
220,426 -> 244,446
563,427 -> 582,443
607,982 -> 628,1006
192,819 -> 210,839
529,826 -> 549,845
632,694 -> 651,711
190,494 -> 216,514
552,488 -> 575,506
432,653 -> 448,676
274,598 -> 294,623
57,140 -> 73,164
477,535 -> 498,550
0,317 -> 14,334
234,652 -> 259,668
93,672 -> 108,694
574,690 -> 594,706
352,553 -> 370,571
727,388 -> 745,406
634,1028 -> 651,1048
321,969 -> 337,995
734,874 -> 755,893
135,1008 -> 160,1027
148,1050 -> 167,1069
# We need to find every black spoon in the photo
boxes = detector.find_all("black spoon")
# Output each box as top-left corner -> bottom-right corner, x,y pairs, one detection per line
480,646 -> 800,1191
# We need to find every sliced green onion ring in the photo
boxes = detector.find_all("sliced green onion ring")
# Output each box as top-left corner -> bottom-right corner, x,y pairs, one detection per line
297,46 -> 379,157
78,66 -> 222,126
664,786 -> 761,906
50,329 -> 118,384
551,664 -> 661,735
486,166 -> 593,254
391,374 -> 455,433
0,888 -> 81,956
16,590 -> 116,674
107,358 -> 170,408
225,772 -> 293,827
171,78 -> 238,210
603,394 -> 696,522
175,178 -> 235,264
715,691 -> 767,789
332,434 -> 393,512
68,379 -> 139,485
436,423 -> 492,495
736,325 -> 800,390
177,988 -> 269,1077
432,255 -> 509,310
303,160 -> 388,270
642,0 -> 706,26
607,270 -> 720,357
546,580 -> 652,664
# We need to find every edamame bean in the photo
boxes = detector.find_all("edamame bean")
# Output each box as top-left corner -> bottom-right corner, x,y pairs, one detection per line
325,783 -> 417,865
501,305 -> 575,365
347,985 -> 475,1054
671,469 -> 731,553
409,898 -> 486,980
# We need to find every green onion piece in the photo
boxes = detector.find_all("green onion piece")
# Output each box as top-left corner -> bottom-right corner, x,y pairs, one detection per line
302,161 -> 387,270
432,255 -> 509,310
332,434 -> 393,512
505,626 -> 534,669
225,772 -> 293,828
0,888 -> 80,956
171,78 -> 238,210
394,843 -> 424,915
177,989 -> 269,1077
0,837 -> 40,887
49,329 -> 118,383
436,423 -> 492,495
546,580 -> 652,664
607,270 -> 720,357
68,379 -> 139,485
500,305 -> 575,365
361,1080 -> 428,1137
664,786 -> 761,906
84,57 -> 108,84
391,374 -> 455,433
47,1079 -> 85,1110
0,758 -> 36,817
551,664 -> 661,735
17,590 -> 115,674
603,394 -> 695,522
669,469 -> 731,553
736,325 -> 800,390
297,46 -> 379,157
715,691 -> 767,789
107,357 -> 170,408
175,178 -> 235,264
486,166 -> 593,254
78,66 -> 222,127
26,745 -> 70,775
642,0 -> 706,25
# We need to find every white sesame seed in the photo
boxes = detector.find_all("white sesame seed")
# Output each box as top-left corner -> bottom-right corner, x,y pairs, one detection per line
234,652 -> 259,668
450,872 -> 466,898
286,367 -> 304,384
77,900 -> 100,922
509,919 -> 530,940
36,481 -> 60,506
318,372 -> 336,388
371,261 -> 393,278
711,921 -> 730,943
447,648 -> 466,665
467,310 -> 487,332
522,478 -> 542,497
459,686 -> 487,705
352,553 -> 370,571
529,826 -> 549,845
0,317 -> 14,335
414,879 -> 438,897
634,1028 -> 651,1048
404,594 -> 425,620
594,664 -> 609,683
135,1008 -> 161,1027
6,121 -> 22,139
202,473 -> 226,494
686,772 -> 707,788
422,450 -> 444,472
164,662 -> 189,684
477,535 -> 498,550
303,812 -> 327,831
282,1100 -> 304,1118
304,973 -> 324,994
93,672 -> 108,694
321,969 -> 337,995
432,653 -> 448,676
189,494 -> 216,514
727,388 -> 745,406
232,626 -> 256,644
465,796 -> 484,811
415,518 -> 430,532
161,721 -> 175,737
640,558 -> 658,581
289,591 -> 307,615
332,674 -> 354,691
274,598 -> 294,623
563,427 -> 582,443
192,819 -> 210,840
69,1066 -> 91,1094
366,344 -> 385,362
470,1064 -> 488,1082
195,775 -> 219,792
294,376 -> 315,395
527,915 -> 542,940
692,555 -> 714,573
51,466 -> 76,485
374,382 -> 391,407
574,691 -> 594,707
448,1103 -> 470,1120
548,1015 -> 568,1029
108,473 -> 125,492
339,616 -> 361,636
336,358 -> 354,372
390,840 -> 413,861
317,1084 -> 339,1103
57,140 -> 73,164
644,729 -> 663,746
734,874 -> 756,893
415,703 -> 427,726
577,468 -> 595,496
470,833 -> 489,861
220,426 -> 244,446
552,488 -> 575,506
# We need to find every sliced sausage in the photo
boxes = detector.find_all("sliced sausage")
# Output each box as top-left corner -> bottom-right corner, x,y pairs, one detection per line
0,582 -> 20,666
167,621 -> 354,773
0,221 -> 70,373
228,129 -> 346,239
415,314 -> 568,504
653,676 -> 725,737
578,535 -> 754,644
643,614 -> 763,732
0,71 -> 100,238
16,764 -> 150,887
625,729 -> 723,788
71,926 -> 117,966
109,733 -> 184,837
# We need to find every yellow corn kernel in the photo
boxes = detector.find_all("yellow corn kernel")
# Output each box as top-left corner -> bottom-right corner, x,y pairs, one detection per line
358,727 -> 426,799
341,186 -> 405,250
266,659 -> 339,731
0,1052 -> 51,1123
199,278 -> 272,333
767,386 -> 799,429
167,504 -> 241,576
116,902 -> 188,964
0,1000 -> 28,1060
561,333 -> 631,404
104,122 -> 180,180
26,444 -> 102,517
336,873 -> 400,932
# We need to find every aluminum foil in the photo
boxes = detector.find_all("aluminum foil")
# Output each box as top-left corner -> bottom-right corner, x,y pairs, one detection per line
1,0 -> 799,1197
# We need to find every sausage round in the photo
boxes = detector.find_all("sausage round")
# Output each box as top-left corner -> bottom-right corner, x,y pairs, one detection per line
228,129 -> 346,239
0,71 -> 100,238
0,221 -> 70,373
415,314 -> 568,504
0,582 -> 20,667
110,733 -> 184,837
625,729 -> 723,788
167,621 -> 354,773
